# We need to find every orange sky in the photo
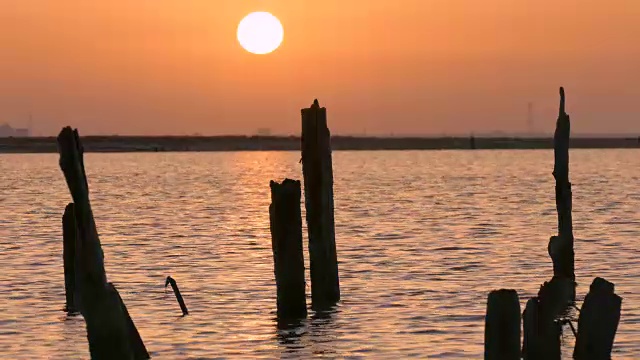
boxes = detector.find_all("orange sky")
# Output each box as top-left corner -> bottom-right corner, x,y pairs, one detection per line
1,0 -> 639,136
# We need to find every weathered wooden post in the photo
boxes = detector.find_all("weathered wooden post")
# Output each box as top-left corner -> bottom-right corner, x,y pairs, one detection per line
550,86 -> 575,282
301,99 -> 340,309
113,284 -> 150,359
165,276 -> 189,316
57,127 -> 149,359
484,289 -> 521,360
63,202 -> 77,313
522,295 -> 561,360
269,179 -> 307,322
522,297 -> 540,359
573,277 -> 622,360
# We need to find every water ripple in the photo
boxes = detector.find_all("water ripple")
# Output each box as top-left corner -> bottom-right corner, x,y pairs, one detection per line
0,149 -> 638,358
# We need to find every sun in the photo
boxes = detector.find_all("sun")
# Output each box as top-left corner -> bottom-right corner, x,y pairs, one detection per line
237,12 -> 284,55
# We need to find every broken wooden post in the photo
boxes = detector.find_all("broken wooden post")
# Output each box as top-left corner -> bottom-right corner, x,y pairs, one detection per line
113,284 -> 150,359
63,202 -> 77,313
522,296 -> 561,360
81,282 -> 135,359
165,276 -> 189,316
522,297 -> 540,359
484,289 -> 520,360
57,127 -> 148,359
301,99 -> 340,309
269,179 -> 307,322
573,277 -> 622,360
550,86 -> 575,282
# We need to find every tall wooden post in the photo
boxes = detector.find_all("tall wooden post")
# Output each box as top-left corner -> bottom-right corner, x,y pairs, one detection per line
484,289 -> 521,360
113,284 -> 150,359
301,99 -> 340,309
63,202 -> 77,313
269,179 -> 307,322
574,277 -> 622,359
57,127 -> 148,359
550,86 -> 575,281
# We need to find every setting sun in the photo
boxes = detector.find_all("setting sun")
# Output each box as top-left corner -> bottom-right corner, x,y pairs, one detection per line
237,12 -> 284,55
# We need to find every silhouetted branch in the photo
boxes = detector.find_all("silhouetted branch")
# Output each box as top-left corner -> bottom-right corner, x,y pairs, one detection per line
165,276 -> 189,316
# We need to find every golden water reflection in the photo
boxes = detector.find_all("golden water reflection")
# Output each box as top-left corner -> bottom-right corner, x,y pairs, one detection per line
0,150 -> 638,358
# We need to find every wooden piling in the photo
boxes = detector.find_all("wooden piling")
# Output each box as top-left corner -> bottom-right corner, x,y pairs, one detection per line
81,282 -> 134,359
522,297 -> 540,359
113,284 -> 150,359
165,276 -> 189,316
484,289 -> 521,360
550,86 -> 575,281
522,296 -> 561,360
57,127 -> 148,359
573,277 -> 622,360
269,179 -> 307,322
301,99 -> 340,309
63,202 -> 77,313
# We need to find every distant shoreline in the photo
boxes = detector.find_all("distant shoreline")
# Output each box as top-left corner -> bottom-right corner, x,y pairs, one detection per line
0,136 -> 639,153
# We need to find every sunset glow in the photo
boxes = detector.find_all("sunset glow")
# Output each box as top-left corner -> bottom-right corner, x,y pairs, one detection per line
0,1 -> 639,136
237,12 -> 283,55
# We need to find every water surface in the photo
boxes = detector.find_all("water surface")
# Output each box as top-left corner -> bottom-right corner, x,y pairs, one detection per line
0,150 -> 638,358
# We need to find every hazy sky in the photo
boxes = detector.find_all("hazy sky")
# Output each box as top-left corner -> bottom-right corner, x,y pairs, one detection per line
1,0 -> 639,136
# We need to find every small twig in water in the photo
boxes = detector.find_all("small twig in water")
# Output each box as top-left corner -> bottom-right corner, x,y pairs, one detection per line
165,276 -> 189,316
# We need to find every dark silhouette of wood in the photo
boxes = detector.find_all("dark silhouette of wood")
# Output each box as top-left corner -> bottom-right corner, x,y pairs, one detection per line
113,284 -> 150,359
81,282 -> 134,359
269,179 -> 307,322
165,276 -> 189,316
574,277 -> 622,360
522,295 -> 561,360
484,289 -> 520,360
537,276 -> 575,323
301,99 -> 340,309
550,86 -> 575,281
63,202 -> 78,314
522,297 -> 540,359
81,282 -> 149,359
57,127 -> 149,359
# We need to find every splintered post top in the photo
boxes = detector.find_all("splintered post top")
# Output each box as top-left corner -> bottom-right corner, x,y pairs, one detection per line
559,87 -> 565,116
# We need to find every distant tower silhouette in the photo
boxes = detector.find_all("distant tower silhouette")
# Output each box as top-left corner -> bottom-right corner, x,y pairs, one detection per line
527,102 -> 534,136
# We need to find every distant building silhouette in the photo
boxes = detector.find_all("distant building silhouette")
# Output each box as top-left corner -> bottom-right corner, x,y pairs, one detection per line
0,123 -> 29,137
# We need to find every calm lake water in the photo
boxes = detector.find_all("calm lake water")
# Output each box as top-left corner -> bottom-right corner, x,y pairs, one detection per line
1,150 -> 639,359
